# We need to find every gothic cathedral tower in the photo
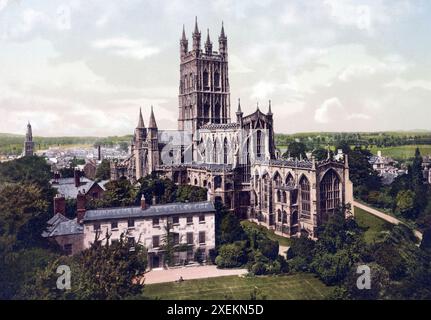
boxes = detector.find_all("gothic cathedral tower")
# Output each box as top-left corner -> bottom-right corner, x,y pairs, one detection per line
178,18 -> 231,134
23,122 -> 34,157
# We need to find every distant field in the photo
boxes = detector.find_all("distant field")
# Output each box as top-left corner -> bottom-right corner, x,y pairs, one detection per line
354,207 -> 393,243
369,145 -> 431,161
143,273 -> 332,300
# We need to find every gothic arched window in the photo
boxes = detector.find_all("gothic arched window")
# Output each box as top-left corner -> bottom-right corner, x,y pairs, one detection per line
300,176 -> 311,219
256,130 -> 262,158
320,170 -> 341,216
286,173 -> 295,187
203,70 -> 209,88
214,71 -> 220,88
223,138 -> 228,164
213,139 -> 218,163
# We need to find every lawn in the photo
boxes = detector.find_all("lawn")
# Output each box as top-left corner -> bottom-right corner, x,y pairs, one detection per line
142,273 -> 332,300
369,144 -> 431,161
241,220 -> 293,247
354,207 -> 393,243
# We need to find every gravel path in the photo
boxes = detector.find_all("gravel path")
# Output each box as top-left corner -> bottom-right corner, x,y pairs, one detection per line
144,265 -> 248,285
353,200 -> 423,241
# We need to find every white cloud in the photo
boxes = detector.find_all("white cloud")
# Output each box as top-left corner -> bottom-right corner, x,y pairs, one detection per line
230,54 -> 254,74
347,113 -> 370,120
250,81 -> 276,100
314,97 -> 344,123
384,78 -> 431,91
92,37 -> 160,60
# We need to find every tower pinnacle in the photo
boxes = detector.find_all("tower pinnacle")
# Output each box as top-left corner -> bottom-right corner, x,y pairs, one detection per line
205,29 -> 212,53
137,107 -> 145,128
148,106 -> 157,129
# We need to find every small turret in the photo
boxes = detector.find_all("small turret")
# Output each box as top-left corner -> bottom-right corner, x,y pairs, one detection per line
192,16 -> 201,52
219,21 -> 227,57
205,29 -> 212,54
236,98 -> 243,124
180,24 -> 188,57
267,100 -> 273,116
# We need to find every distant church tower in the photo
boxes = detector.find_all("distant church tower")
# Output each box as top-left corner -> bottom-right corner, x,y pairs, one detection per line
178,18 -> 231,133
24,122 -> 35,156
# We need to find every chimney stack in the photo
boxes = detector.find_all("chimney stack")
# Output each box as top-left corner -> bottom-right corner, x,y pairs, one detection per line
98,145 -> 102,161
54,194 -> 66,216
53,171 -> 60,184
74,169 -> 81,188
76,191 -> 86,224
141,194 -> 147,210
152,196 -> 157,206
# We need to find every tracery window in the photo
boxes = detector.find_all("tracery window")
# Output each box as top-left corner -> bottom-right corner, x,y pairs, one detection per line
300,176 -> 311,219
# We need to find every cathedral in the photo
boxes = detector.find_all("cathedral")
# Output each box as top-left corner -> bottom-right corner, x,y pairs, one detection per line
111,19 -> 354,239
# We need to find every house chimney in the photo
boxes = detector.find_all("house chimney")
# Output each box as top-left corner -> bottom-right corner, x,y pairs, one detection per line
53,171 -> 60,184
141,194 -> 147,210
76,191 -> 86,224
152,196 -> 157,206
54,194 -> 66,216
98,145 -> 102,161
74,169 -> 81,188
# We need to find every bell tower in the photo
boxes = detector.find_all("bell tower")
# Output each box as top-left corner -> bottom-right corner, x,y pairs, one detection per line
178,18 -> 231,134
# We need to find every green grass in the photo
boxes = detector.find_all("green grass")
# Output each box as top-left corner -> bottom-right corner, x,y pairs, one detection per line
369,145 -> 431,161
143,273 -> 332,300
241,220 -> 293,247
354,207 -> 393,243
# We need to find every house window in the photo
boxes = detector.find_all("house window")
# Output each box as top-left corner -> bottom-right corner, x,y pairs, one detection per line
93,223 -> 101,231
199,231 -> 206,244
111,221 -> 118,230
199,215 -> 205,223
128,219 -> 135,228
173,233 -> 180,245
187,232 -> 193,245
128,237 -> 135,246
187,216 -> 193,224
153,236 -> 160,248
172,216 -> 179,225
153,217 -> 159,227
64,244 -> 72,255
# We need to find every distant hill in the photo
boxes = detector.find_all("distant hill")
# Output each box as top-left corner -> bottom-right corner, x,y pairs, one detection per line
0,133 -> 132,156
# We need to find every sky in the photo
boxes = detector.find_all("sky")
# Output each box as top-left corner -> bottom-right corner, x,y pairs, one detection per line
0,0 -> 431,136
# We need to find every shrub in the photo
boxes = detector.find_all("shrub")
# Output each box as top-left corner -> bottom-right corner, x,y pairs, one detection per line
215,242 -> 247,268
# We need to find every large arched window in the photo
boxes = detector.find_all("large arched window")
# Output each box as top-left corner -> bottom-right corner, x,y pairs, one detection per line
223,138 -> 228,164
286,173 -> 295,187
256,130 -> 262,158
273,172 -> 282,187
214,104 -> 221,123
214,71 -> 220,88
262,173 -> 270,210
299,176 -> 311,219
203,70 -> 209,88
214,176 -> 222,189
203,104 -> 210,122
213,139 -> 218,163
320,170 -> 341,215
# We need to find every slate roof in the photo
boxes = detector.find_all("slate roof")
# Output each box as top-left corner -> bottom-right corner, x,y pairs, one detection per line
83,201 -> 215,223
159,163 -> 233,172
42,213 -> 83,237
51,177 -> 107,199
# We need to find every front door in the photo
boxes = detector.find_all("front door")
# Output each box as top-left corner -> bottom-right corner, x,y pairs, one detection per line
152,255 -> 160,269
